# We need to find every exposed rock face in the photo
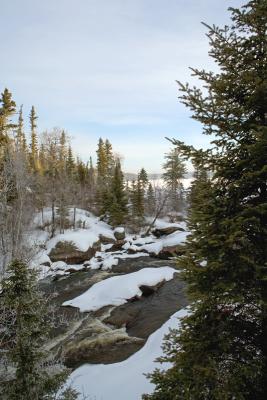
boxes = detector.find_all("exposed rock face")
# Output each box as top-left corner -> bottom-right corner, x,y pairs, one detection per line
62,318 -> 145,368
114,227 -> 126,241
49,240 -> 101,264
152,226 -> 184,238
99,234 -> 116,245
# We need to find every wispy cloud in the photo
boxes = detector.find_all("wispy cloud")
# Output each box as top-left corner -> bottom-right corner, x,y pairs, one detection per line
0,0 -> 244,172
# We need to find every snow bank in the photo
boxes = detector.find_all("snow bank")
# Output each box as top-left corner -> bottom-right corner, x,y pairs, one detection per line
67,308 -> 188,400
62,267 -> 177,312
131,230 -> 188,255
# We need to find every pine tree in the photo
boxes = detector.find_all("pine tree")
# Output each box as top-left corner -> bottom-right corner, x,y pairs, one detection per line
59,130 -> 67,172
96,138 -> 108,180
162,148 -> 186,213
131,177 -> 145,224
105,139 -> 115,178
138,167 -> 149,189
0,88 -> 16,139
16,105 -> 27,152
0,259 -> 78,399
66,145 -> 75,177
146,182 -> 156,216
29,106 -> 39,171
109,160 -> 128,226
144,1 -> 267,399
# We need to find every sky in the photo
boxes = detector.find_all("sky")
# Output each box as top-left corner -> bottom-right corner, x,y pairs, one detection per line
0,0 -> 244,173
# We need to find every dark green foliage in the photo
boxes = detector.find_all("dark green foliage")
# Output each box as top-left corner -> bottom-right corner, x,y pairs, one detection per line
66,145 -> 75,177
144,1 -> 267,399
109,161 -> 128,226
146,182 -> 156,216
138,168 -> 149,188
29,106 -> 39,171
0,88 -> 16,138
131,178 -> 145,224
0,259 -> 77,400
163,148 -> 186,212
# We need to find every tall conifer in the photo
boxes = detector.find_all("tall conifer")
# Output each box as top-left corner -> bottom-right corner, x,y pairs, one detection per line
144,1 -> 267,398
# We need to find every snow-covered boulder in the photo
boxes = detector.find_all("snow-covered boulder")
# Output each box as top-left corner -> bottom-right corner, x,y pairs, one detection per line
152,226 -> 184,238
50,261 -> 68,271
99,234 -> 116,244
49,240 -> 101,264
114,227 -> 125,241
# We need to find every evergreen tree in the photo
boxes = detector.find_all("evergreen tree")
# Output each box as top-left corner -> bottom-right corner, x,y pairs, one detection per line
29,106 -> 39,171
144,1 -> 267,399
16,105 -> 27,152
138,167 -> 149,189
162,148 -> 186,212
0,88 -> 16,139
109,160 -> 128,226
66,145 -> 75,177
96,138 -> 108,180
0,259 -> 78,400
146,182 -> 156,216
105,139 -> 115,178
131,177 -> 145,224
59,130 -> 67,172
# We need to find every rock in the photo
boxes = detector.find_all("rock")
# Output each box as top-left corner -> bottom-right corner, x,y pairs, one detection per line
107,240 -> 127,252
99,234 -> 116,245
114,227 -> 126,241
40,260 -> 51,267
49,240 -> 101,264
152,226 -> 184,238
156,244 -> 186,259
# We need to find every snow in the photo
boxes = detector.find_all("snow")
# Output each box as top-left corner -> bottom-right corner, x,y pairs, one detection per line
129,230 -> 188,256
114,227 -> 125,234
50,261 -> 67,271
62,267 -> 177,312
29,208 -> 188,279
33,208 -> 115,253
67,308 -> 188,400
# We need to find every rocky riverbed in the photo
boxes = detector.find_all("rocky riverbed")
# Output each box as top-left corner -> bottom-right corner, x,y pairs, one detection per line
40,256 -> 188,369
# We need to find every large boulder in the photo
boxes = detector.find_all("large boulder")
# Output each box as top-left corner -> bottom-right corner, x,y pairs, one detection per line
99,234 -> 116,245
156,244 -> 186,259
49,240 -> 101,264
152,226 -> 184,238
114,227 -> 126,241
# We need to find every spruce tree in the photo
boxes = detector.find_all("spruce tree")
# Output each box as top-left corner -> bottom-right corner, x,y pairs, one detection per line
131,177 -> 145,224
144,1 -> 267,399
162,148 -> 186,212
109,160 -> 128,226
66,145 -> 75,177
29,106 -> 39,171
0,88 -> 16,139
146,182 -> 156,216
138,167 -> 149,188
105,139 -> 115,178
0,259 -> 78,400
96,137 -> 108,180
16,105 -> 27,152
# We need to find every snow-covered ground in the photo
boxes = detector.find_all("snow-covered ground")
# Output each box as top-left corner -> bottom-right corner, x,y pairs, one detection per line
33,208 -> 115,253
63,266 -> 177,312
67,308 -> 188,400
29,208 -> 188,279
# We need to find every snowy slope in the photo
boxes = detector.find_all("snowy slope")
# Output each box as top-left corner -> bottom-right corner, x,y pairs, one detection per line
67,308 -> 188,400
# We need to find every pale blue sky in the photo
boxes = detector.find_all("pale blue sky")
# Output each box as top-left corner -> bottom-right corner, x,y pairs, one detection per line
0,0 -> 244,172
